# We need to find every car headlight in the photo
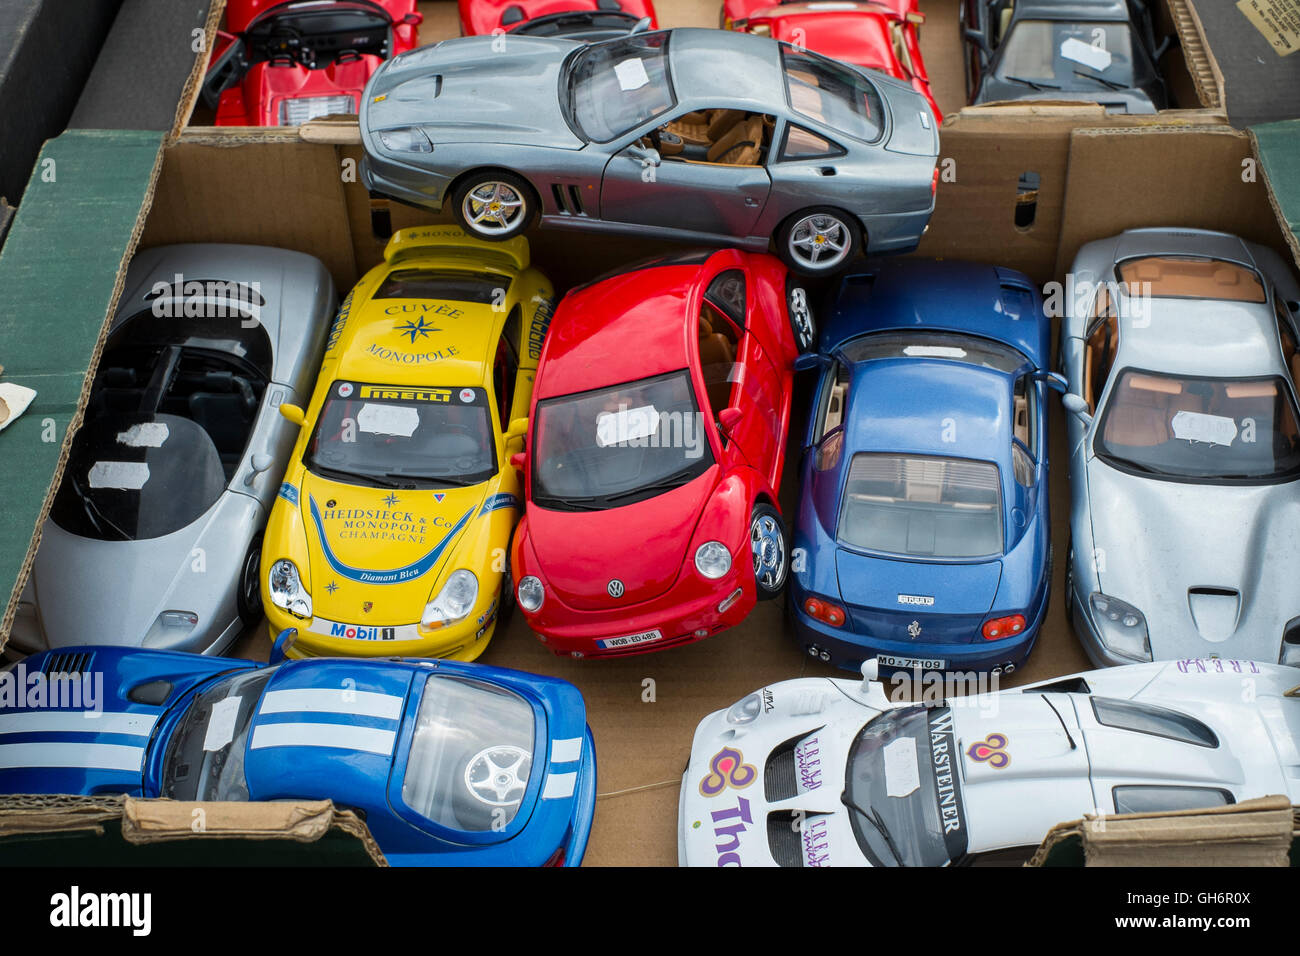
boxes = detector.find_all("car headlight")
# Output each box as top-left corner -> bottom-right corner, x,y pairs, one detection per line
516,575 -> 544,613
726,692 -> 763,725
422,570 -> 478,629
268,560 -> 312,618
378,126 -> 433,153
1280,618 -> 1300,666
1088,593 -> 1151,661
694,541 -> 732,580
389,43 -> 444,70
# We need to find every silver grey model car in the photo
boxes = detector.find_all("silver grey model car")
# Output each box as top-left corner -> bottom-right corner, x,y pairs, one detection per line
358,28 -> 939,276
1059,227 -> 1300,668
7,245 -> 335,657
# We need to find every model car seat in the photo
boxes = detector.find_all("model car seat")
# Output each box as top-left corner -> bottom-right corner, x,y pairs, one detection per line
1102,373 -> 1201,447
697,313 -> 737,411
707,115 -> 764,165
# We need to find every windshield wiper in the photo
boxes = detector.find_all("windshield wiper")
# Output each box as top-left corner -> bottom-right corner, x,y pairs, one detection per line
1003,75 -> 1061,91
68,473 -> 131,541
308,462 -> 405,488
535,493 -> 606,512
382,471 -> 480,489
1073,69 -> 1127,91
602,467 -> 699,504
840,790 -> 904,866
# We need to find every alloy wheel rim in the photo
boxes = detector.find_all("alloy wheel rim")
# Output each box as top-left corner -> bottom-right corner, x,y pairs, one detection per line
463,181 -> 524,234
789,214 -> 850,269
750,513 -> 786,590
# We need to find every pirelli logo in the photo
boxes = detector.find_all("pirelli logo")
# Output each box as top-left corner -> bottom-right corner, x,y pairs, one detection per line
358,386 -> 451,403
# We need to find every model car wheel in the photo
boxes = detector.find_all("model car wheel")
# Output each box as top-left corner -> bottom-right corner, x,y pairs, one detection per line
777,207 -> 860,276
750,503 -> 788,600
452,171 -> 535,241
786,282 -> 817,352
464,744 -> 532,807
497,549 -> 516,630
236,535 -> 264,628
1064,539 -> 1075,623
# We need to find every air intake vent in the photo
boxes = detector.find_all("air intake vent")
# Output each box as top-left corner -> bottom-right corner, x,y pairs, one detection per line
764,732 -> 805,802
766,811 -> 805,867
43,651 -> 96,677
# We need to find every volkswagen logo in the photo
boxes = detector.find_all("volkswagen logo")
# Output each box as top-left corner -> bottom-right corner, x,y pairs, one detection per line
607,579 -> 625,598
907,620 -> 922,639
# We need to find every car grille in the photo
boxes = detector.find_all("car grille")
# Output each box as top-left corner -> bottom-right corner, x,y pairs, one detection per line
42,650 -> 95,676
767,811 -> 805,867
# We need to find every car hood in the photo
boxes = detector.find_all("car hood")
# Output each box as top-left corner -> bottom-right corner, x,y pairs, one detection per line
1085,458 -> 1300,661
526,473 -> 714,610
365,35 -> 585,149
297,471 -> 485,625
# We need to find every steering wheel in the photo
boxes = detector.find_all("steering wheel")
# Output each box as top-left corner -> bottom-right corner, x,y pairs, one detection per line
464,744 -> 531,807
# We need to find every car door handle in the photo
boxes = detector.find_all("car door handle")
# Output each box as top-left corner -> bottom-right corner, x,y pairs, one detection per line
817,166 -> 837,176
744,196 -> 760,206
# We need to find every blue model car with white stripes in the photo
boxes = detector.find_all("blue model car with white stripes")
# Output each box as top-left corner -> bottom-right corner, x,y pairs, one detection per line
0,631 -> 596,866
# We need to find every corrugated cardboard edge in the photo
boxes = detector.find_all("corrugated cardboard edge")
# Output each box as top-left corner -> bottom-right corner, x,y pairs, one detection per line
1029,794 -> 1294,867
0,793 -> 125,838
121,797 -> 387,865
169,0 -> 226,143
1249,125 -> 1300,271
0,134 -> 169,652
1175,0 -> 1225,111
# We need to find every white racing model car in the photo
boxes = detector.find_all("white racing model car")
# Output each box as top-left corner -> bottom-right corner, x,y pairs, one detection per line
678,660 -> 1300,866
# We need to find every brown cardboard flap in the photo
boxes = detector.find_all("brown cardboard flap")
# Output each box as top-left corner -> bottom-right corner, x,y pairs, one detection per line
0,794 -> 124,838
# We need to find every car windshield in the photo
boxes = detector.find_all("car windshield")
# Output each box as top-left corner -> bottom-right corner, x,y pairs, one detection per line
244,3 -> 393,66
838,453 -> 1004,558
306,382 -> 497,488
839,331 -> 1029,373
995,20 -> 1143,91
1097,370 -> 1300,482
532,370 -> 714,511
374,269 -> 511,303
50,413 -> 229,542
566,32 -> 676,142
161,667 -> 275,802
401,675 -> 536,833
844,706 -> 968,867
783,45 -> 885,143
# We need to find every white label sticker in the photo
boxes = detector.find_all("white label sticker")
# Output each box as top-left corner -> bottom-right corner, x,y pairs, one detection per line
1171,410 -> 1238,446
203,696 -> 241,752
116,422 -> 170,448
1060,36 -> 1113,72
904,345 -> 967,359
614,57 -> 650,91
883,736 -> 921,798
87,461 -> 150,490
596,404 -> 660,447
356,402 -> 420,437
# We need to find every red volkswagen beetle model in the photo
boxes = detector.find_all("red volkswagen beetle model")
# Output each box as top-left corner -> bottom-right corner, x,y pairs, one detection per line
203,0 -> 422,126
459,0 -> 658,39
726,1 -> 941,123
510,249 -> 812,658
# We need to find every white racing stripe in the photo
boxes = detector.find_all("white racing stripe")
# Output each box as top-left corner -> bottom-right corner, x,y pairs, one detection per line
250,722 -> 396,756
550,737 -> 582,764
542,771 -> 577,800
0,712 -> 157,737
258,688 -> 403,721
0,742 -> 145,773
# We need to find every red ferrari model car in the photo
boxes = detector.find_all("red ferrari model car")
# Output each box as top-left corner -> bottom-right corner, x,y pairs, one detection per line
458,0 -> 658,40
725,0 -> 941,123
203,0 -> 422,126
510,249 -> 813,659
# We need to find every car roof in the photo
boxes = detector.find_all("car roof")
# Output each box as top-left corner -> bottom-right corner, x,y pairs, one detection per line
667,28 -> 787,109
1011,0 -> 1132,23
1112,297 -> 1285,379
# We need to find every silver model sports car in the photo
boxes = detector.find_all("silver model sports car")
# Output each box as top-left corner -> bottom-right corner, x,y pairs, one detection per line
7,245 -> 336,657
358,28 -> 939,276
1059,227 -> 1300,668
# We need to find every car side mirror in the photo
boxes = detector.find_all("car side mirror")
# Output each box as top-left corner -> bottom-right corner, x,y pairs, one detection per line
718,407 -> 743,437
627,143 -> 661,167
630,16 -> 652,34
279,403 -> 307,427
964,28 -> 991,57
243,452 -> 274,487
504,416 -> 529,442
510,452 -> 527,471
1035,370 -> 1069,394
906,11 -> 925,25
269,628 -> 297,665
1061,392 -> 1094,425
793,352 -> 827,373
402,11 -> 423,26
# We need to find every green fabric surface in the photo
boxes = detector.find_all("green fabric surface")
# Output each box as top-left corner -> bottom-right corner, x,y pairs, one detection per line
1252,119 -> 1300,251
0,129 -> 163,640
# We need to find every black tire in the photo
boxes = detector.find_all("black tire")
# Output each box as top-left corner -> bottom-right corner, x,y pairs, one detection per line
750,503 -> 788,600
236,534 -> 264,628
1063,538 -> 1076,628
786,280 -> 817,353
451,170 -> 536,242
775,207 -> 862,277
496,549 -> 517,631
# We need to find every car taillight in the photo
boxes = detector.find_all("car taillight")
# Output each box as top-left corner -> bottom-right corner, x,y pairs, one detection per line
803,597 -> 846,628
543,847 -> 566,867
981,614 -> 1026,640
931,166 -> 940,195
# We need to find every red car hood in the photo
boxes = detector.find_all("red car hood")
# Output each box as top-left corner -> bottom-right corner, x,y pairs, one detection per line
527,473 -> 715,610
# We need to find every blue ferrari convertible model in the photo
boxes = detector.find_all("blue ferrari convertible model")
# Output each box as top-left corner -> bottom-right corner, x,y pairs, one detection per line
789,259 -> 1066,675
0,633 -> 596,866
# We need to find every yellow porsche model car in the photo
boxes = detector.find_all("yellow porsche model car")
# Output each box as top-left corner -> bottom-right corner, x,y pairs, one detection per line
261,225 -> 554,659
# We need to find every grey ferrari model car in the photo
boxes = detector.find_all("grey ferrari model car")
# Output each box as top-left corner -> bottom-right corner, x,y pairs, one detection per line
7,245 -> 336,657
358,28 -> 939,276
1059,227 -> 1300,668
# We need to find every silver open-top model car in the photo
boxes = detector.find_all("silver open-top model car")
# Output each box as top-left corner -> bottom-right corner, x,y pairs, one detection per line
8,245 -> 335,657
1059,227 -> 1300,668
359,27 -> 939,275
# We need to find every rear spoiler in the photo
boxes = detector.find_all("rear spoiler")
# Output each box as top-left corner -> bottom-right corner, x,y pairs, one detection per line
383,225 -> 530,272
